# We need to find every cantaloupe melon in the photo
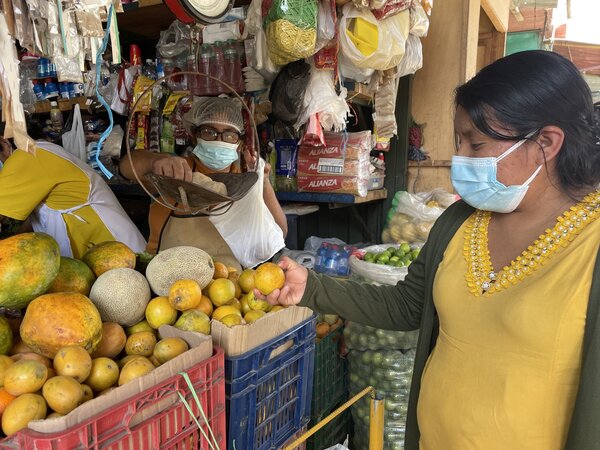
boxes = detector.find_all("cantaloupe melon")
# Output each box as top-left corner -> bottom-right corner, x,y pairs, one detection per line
145,246 -> 215,296
88,268 -> 151,327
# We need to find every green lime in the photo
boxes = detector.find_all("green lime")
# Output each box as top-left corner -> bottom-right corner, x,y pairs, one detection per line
400,243 -> 411,254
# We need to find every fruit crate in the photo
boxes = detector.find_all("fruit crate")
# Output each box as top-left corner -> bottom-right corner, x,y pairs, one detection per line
312,324 -> 347,419
307,402 -> 350,450
226,315 -> 316,450
0,347 -> 226,450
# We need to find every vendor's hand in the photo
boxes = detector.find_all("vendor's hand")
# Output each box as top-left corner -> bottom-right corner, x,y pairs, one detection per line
254,257 -> 308,307
151,156 -> 193,182
241,141 -> 258,171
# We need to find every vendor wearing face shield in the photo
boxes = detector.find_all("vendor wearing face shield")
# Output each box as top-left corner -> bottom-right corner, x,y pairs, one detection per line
120,97 -> 288,270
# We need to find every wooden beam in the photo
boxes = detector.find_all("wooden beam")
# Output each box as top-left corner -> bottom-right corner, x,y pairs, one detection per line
482,0 -> 510,32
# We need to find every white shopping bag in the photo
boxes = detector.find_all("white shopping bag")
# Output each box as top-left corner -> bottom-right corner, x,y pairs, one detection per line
61,104 -> 86,161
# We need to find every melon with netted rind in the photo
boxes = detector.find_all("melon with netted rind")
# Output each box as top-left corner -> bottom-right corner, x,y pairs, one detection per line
89,268 -> 151,327
145,246 -> 215,296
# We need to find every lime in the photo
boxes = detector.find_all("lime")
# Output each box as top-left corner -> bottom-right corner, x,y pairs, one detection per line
400,243 -> 411,253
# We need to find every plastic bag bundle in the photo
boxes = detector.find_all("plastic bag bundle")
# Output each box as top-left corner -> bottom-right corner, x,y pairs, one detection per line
373,67 -> 399,141
294,63 -> 350,132
265,0 -> 318,65
338,4 -> 410,71
382,189 -> 457,244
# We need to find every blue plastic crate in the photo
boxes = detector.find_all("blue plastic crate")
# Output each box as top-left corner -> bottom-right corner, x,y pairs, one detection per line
226,315 -> 316,450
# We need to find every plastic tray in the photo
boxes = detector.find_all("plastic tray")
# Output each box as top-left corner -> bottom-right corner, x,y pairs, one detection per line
312,325 -> 348,419
307,402 -> 350,450
0,347 -> 226,450
226,316 -> 316,450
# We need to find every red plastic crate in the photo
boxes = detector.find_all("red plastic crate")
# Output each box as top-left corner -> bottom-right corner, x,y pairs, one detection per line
0,347 -> 226,450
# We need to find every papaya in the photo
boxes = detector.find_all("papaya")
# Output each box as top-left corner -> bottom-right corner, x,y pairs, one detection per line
46,257 -> 96,296
82,241 -> 136,277
20,293 -> 103,358
0,233 -> 60,309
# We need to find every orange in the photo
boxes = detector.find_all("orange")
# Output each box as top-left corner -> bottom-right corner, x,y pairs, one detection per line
208,279 -> 236,307
145,296 -> 178,328
125,332 -> 157,357
169,279 -> 203,311
237,269 -> 256,294
86,357 -> 119,392
42,375 -> 84,415
255,263 -> 285,295
213,262 -> 229,279
53,346 -> 92,382
195,295 -> 213,317
0,388 -> 16,416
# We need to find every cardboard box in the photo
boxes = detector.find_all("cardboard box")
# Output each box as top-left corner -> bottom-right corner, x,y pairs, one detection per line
299,144 -> 366,161
28,327 -> 213,434
211,306 -> 313,357
297,174 -> 369,197
296,155 -> 371,177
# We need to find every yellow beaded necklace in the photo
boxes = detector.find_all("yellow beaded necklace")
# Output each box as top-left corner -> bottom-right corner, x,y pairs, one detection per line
464,190 -> 600,297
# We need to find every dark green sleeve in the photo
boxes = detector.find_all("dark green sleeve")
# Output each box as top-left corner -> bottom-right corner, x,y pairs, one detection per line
299,240 -> 429,331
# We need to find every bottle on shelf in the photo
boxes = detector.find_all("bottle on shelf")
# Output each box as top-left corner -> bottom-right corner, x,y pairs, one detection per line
211,42 -> 226,94
198,44 -> 213,95
186,54 -> 201,96
49,101 -> 64,130
324,244 -> 341,276
315,243 -> 330,274
224,40 -> 243,93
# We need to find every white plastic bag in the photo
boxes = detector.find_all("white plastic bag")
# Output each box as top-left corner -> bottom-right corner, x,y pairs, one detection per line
61,104 -> 86,162
397,34 -> 423,77
315,0 -> 336,51
246,0 -> 280,81
338,4 -> 410,71
409,0 -> 429,37
294,63 -> 350,132
339,52 -> 375,83
349,244 -> 408,286
209,159 -> 286,268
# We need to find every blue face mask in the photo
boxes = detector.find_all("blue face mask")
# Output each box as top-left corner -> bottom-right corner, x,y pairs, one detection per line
192,139 -> 239,171
451,136 -> 542,213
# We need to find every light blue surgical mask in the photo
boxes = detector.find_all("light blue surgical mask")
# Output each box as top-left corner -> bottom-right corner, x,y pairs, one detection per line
451,135 -> 542,213
192,139 -> 239,171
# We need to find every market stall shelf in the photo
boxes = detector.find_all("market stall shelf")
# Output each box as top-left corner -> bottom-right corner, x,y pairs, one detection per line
276,189 -> 387,207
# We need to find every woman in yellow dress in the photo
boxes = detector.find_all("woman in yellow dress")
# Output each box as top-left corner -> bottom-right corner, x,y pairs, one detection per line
256,51 -> 600,449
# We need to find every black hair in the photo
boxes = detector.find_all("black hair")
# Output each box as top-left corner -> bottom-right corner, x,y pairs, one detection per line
455,50 -> 600,195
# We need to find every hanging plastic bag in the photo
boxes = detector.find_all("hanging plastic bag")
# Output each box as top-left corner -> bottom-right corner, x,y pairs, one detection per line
62,104 -> 87,162
315,0 -> 336,51
339,52 -> 375,83
269,60 -> 311,125
209,159 -> 286,268
397,34 -> 423,77
294,63 -> 349,132
265,0 -> 318,65
372,0 -> 412,20
409,0 -> 429,37
157,20 -> 191,59
246,0 -> 280,81
338,3 -> 410,71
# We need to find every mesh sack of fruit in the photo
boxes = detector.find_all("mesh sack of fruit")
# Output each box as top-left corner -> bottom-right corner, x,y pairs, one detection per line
349,243 -> 422,286
381,189 -> 457,245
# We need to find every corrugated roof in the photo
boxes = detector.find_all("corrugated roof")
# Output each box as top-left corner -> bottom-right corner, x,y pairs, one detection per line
551,41 -> 600,75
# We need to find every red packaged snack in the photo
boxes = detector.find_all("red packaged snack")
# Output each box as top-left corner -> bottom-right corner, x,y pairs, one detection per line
297,174 -> 368,196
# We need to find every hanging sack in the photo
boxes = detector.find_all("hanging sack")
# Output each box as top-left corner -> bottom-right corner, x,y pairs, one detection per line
338,3 -> 410,71
61,104 -> 86,162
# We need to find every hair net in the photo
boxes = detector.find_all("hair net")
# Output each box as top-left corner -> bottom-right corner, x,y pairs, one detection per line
183,97 -> 245,133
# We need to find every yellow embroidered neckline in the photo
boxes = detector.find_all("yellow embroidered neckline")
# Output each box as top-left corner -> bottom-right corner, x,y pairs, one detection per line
464,190 -> 600,297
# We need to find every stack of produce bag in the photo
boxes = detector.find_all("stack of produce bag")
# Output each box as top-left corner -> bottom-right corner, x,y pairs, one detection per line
382,189 -> 457,244
345,321 -> 418,450
296,130 -> 373,197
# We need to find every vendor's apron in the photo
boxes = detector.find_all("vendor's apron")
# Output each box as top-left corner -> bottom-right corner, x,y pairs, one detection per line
160,215 -> 242,271
29,142 -> 146,257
